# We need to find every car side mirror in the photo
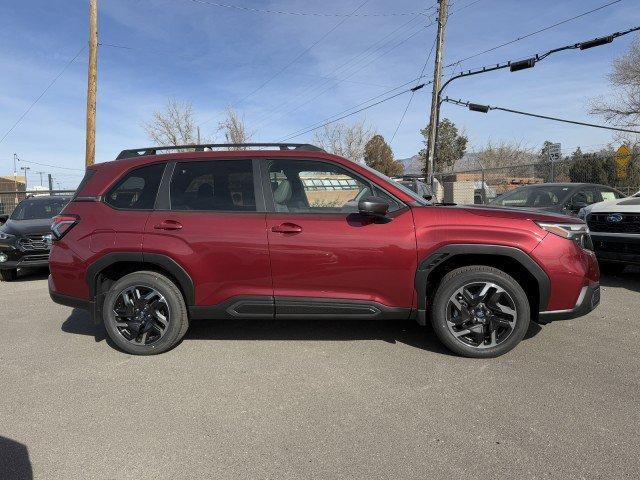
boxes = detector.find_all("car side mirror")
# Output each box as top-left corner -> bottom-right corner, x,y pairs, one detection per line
358,196 -> 389,217
423,194 -> 433,201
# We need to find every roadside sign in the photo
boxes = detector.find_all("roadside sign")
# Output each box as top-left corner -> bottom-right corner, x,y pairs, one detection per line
548,143 -> 561,163
614,145 -> 632,180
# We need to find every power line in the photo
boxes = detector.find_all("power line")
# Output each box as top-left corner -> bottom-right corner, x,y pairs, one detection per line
281,83 -> 429,141
444,97 -> 640,134
390,37 -> 438,143
185,0 -> 435,17
0,45 -> 86,145
253,18 -> 433,133
281,76 -> 431,140
15,158 -> 85,172
247,14 -> 426,129
444,0 -> 623,68
199,0 -> 373,127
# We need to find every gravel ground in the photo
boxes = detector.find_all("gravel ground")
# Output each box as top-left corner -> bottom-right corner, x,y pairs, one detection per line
0,267 -> 638,480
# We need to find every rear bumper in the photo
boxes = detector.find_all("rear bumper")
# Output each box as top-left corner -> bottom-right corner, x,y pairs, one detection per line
538,283 -> 600,321
48,274 -> 93,311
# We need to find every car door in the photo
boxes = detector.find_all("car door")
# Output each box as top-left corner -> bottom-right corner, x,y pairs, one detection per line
262,158 -> 417,319
144,158 -> 273,316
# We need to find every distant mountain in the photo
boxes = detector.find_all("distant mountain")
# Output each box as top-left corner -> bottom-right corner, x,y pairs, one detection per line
396,152 -> 481,175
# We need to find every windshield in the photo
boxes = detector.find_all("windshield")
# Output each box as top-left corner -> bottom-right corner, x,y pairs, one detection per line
489,185 -> 573,208
359,164 -> 429,205
10,198 -> 67,220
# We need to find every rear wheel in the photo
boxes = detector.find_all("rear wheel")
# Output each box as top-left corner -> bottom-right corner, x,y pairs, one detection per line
103,271 -> 189,355
0,268 -> 17,282
430,266 -> 530,358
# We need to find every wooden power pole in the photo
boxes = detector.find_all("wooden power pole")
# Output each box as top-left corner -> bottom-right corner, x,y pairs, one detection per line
425,0 -> 448,187
85,0 -> 98,167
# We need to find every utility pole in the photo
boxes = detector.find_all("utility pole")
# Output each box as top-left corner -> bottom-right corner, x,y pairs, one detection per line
36,171 -> 45,187
425,0 -> 448,189
13,153 -> 18,203
85,0 -> 98,167
20,166 -> 30,191
48,174 -> 54,193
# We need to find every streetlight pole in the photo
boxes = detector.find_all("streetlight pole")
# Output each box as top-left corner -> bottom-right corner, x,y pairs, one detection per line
20,166 -> 30,191
13,153 -> 18,203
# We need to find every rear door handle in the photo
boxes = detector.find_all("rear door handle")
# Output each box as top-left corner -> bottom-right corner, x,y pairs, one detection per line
271,222 -> 302,234
154,220 -> 183,231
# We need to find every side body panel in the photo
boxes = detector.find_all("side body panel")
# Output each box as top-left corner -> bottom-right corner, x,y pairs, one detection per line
142,211 -> 272,306
266,209 -> 417,310
48,201 -> 150,300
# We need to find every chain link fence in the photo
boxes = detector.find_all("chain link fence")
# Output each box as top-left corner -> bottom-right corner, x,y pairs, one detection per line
0,190 -> 76,217
433,156 -> 640,205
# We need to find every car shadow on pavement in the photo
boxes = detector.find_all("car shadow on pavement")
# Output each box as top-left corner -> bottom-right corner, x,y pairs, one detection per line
186,317 -> 542,355
0,436 -> 33,480
61,309 -> 107,343
61,309 -> 542,356
10,267 -> 49,282
600,268 -> 640,294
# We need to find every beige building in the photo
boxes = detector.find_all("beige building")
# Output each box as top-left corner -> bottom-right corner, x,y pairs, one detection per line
0,175 -> 26,192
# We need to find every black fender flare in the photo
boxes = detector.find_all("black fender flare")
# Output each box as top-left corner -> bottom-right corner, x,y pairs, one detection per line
414,244 -> 550,322
86,252 -> 195,305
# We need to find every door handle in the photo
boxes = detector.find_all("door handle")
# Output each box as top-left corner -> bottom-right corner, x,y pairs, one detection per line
154,220 -> 183,231
271,222 -> 302,234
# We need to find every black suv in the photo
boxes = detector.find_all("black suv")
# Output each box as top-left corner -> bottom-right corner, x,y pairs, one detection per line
0,195 -> 71,281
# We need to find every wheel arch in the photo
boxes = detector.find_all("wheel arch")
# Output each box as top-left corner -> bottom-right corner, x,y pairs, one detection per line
415,244 -> 550,325
86,252 -> 195,306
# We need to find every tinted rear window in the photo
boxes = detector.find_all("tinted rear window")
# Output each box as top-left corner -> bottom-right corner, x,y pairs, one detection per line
105,163 -> 165,210
170,160 -> 256,211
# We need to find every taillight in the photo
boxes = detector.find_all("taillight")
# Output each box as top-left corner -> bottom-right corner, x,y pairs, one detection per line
51,214 -> 79,240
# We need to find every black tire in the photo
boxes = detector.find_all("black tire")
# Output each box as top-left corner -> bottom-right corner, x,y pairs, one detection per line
0,268 -> 18,282
430,265 -> 530,358
599,261 -> 626,275
103,271 -> 189,355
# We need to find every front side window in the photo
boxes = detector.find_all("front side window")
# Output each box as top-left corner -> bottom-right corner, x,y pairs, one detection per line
170,159 -> 256,211
490,185 -> 572,208
600,188 -> 624,201
105,163 -> 165,210
268,159 -> 400,213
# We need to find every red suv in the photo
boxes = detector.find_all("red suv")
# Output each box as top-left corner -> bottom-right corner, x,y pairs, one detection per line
49,144 -> 600,357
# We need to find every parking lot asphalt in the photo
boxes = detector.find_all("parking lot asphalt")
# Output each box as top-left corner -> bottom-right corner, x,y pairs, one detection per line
1,268 -> 639,480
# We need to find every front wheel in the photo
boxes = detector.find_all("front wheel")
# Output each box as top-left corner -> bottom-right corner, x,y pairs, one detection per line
430,266 -> 530,358
103,271 -> 189,355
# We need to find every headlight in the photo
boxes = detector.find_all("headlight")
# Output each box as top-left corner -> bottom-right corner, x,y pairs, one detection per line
537,222 -> 593,250
0,232 -> 15,241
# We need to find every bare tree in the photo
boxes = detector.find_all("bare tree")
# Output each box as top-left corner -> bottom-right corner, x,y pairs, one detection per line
143,98 -> 198,146
477,140 -> 536,169
591,36 -> 640,128
218,107 -> 250,147
312,121 -> 373,163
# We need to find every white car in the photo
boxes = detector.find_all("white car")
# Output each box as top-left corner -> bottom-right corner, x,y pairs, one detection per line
579,190 -> 640,273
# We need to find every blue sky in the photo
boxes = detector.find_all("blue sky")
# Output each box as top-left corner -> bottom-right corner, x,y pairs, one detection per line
0,0 -> 638,188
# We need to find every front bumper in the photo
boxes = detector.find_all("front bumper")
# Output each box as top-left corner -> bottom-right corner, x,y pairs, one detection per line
591,234 -> 640,265
0,250 -> 50,269
538,283 -> 600,321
